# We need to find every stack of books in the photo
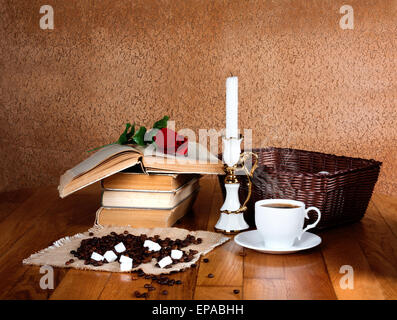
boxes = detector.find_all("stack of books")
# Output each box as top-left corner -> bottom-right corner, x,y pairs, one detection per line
97,171 -> 200,227
58,142 -> 224,227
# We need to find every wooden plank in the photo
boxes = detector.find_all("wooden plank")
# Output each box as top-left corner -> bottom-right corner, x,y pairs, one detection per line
50,269 -> 111,300
178,175 -> 216,231
321,227 -> 385,299
372,193 -> 397,238
195,177 -> 243,289
349,201 -> 397,299
196,240 -> 242,287
146,268 -> 198,300
2,266 -> 68,300
194,286 -> 242,300
244,248 -> 285,279
204,177 -> 223,232
0,185 -> 100,299
0,187 -> 59,255
282,248 -> 337,299
243,279 -> 287,300
98,273 -> 150,300
0,188 -> 35,222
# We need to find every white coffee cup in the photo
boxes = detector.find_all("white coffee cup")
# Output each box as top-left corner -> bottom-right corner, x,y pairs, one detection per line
255,199 -> 321,249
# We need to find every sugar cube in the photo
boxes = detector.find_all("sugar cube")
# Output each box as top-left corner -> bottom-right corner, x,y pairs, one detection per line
120,261 -> 132,272
158,256 -> 173,268
149,243 -> 161,252
143,240 -> 161,252
104,250 -> 118,263
91,252 -> 104,261
143,240 -> 156,248
171,249 -> 183,260
119,255 -> 133,264
114,242 -> 126,253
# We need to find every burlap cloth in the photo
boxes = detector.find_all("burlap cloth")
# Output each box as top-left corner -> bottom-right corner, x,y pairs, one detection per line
23,225 -> 229,275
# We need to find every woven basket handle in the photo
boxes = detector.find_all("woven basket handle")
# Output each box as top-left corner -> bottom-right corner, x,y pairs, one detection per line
237,151 -> 259,211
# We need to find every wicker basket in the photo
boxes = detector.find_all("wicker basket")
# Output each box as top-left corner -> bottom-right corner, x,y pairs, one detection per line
219,147 -> 382,230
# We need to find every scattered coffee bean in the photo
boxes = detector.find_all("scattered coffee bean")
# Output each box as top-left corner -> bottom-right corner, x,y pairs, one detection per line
144,284 -> 151,288
175,280 -> 182,285
191,263 -> 197,268
233,289 -> 240,294
208,273 -> 214,278
203,258 -> 209,263
144,275 -> 151,279
134,291 -> 141,298
123,230 -> 129,234
68,259 -> 74,264
88,232 -> 94,236
148,286 -> 156,291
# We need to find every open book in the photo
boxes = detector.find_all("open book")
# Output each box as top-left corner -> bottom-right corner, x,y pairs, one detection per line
58,142 -> 224,198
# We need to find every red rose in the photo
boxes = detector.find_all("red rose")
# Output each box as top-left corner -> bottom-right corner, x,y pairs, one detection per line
153,128 -> 188,156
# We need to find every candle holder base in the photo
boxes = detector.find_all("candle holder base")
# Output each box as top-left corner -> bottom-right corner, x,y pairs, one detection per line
214,212 -> 249,235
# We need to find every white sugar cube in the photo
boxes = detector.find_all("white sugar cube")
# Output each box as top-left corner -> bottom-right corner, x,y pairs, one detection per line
91,252 -> 104,261
114,242 -> 126,253
103,250 -> 118,263
171,249 -> 183,260
119,255 -> 133,264
143,240 -> 156,248
158,256 -> 173,268
143,240 -> 161,252
120,261 -> 132,272
149,243 -> 161,252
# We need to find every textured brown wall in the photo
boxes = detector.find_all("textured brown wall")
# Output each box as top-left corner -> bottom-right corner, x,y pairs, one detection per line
1,0 -> 396,195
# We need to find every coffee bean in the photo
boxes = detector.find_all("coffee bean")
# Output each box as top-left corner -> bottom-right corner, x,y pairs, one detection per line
203,258 -> 209,263
65,261 -> 70,265
208,273 -> 214,278
89,232 -> 94,236
233,289 -> 240,294
144,275 -> 151,279
134,291 -> 141,298
148,286 -> 156,291
69,259 -> 74,263
175,280 -> 182,285
191,263 -> 197,268
144,284 -> 151,288
124,230 -> 129,234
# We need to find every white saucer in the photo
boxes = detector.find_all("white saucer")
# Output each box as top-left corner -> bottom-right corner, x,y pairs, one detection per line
234,230 -> 322,254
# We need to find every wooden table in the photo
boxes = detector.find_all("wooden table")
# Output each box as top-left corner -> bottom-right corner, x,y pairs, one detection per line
0,176 -> 396,300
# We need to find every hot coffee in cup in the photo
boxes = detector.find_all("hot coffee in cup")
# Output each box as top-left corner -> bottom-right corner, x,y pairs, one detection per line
255,199 -> 321,249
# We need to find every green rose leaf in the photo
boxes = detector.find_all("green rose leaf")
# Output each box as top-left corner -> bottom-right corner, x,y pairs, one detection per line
133,126 -> 147,146
116,123 -> 134,145
152,116 -> 169,130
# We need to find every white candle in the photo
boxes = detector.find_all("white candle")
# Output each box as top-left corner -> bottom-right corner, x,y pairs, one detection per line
226,76 -> 238,138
